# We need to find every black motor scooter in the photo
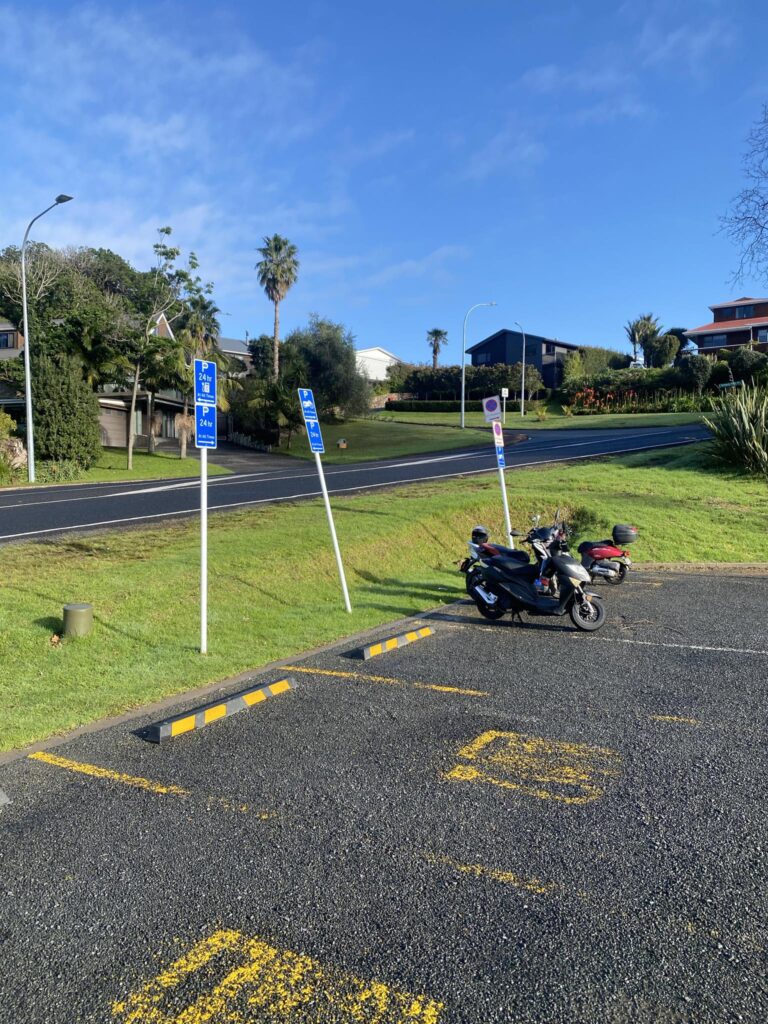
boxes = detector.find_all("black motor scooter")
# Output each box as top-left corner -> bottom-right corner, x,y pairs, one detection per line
467,520 -> 606,631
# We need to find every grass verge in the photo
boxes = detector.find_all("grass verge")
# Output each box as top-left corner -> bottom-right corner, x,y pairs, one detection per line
284,417 -> 497,462
1,448 -> 231,488
377,409 -> 704,430
1,442 -> 765,752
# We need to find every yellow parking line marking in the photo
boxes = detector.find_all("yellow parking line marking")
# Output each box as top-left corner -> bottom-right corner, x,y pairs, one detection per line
650,714 -> 701,726
424,852 -> 555,895
29,751 -> 190,796
285,664 -> 487,697
444,730 -> 622,805
112,929 -> 444,1023
29,752 -> 268,817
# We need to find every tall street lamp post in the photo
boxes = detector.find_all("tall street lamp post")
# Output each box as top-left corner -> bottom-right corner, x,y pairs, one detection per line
514,320 -> 527,417
20,194 -> 73,482
460,301 -> 497,429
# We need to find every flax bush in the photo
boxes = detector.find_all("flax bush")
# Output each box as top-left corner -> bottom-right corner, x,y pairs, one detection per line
704,386 -> 768,478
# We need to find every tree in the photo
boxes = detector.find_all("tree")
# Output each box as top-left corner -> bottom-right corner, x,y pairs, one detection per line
284,315 -> 370,417
644,332 -> 680,368
724,105 -> 768,284
678,354 -> 712,395
123,227 -> 201,467
31,355 -> 101,468
562,350 -> 585,385
730,345 -> 768,383
255,234 -> 299,380
247,334 -> 275,379
426,328 -> 448,370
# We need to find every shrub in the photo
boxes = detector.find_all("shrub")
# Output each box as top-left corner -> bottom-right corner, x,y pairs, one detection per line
35,460 -> 84,483
678,354 -> 712,395
384,400 -> 485,412
704,386 -> 768,477
31,355 -> 101,468
0,409 -> 15,441
710,360 -> 733,388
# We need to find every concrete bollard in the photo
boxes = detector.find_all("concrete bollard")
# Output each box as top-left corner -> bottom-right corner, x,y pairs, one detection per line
63,603 -> 93,638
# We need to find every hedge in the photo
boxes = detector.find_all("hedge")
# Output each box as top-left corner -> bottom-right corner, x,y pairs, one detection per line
384,400 -> 486,412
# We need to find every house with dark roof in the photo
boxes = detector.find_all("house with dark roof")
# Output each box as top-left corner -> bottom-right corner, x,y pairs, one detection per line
685,298 -> 768,355
217,336 -> 252,368
467,329 -> 579,388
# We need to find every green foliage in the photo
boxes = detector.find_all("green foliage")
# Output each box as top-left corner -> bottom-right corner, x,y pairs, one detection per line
729,346 -> 768,383
0,409 -> 15,440
562,351 -> 585,385
705,386 -> 768,477
284,315 -> 371,418
678,354 -> 712,395
397,363 -> 546,401
31,355 -> 102,468
247,334 -> 275,379
255,234 -> 299,379
579,346 -> 630,374
385,399 -> 486,412
384,361 -> 416,393
644,332 -> 680,368
710,360 -> 734,387
34,459 -> 84,483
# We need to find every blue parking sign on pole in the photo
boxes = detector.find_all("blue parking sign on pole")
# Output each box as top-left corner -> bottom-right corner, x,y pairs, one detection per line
298,387 -> 324,454
194,359 -> 217,406
195,403 -> 217,449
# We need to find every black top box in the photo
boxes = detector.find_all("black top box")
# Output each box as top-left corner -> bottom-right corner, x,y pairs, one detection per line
612,524 -> 638,546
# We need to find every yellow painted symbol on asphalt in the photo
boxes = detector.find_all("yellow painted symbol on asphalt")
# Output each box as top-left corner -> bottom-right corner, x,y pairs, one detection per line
444,730 -> 621,805
112,929 -> 444,1023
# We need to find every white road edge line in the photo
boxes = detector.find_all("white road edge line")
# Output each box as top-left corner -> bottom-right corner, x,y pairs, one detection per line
598,637 -> 768,656
0,438 -> 700,541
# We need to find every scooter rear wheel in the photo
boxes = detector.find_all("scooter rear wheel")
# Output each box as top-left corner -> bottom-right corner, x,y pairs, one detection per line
607,563 -> 628,585
570,596 -> 606,631
472,593 -> 505,620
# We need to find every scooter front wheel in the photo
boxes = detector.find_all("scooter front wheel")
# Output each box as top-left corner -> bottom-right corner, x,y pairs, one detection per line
570,595 -> 606,631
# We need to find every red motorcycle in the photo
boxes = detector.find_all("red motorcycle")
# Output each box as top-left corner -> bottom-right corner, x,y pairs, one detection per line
577,524 -> 638,585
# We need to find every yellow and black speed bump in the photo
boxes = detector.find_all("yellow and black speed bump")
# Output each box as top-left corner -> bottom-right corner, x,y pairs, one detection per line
362,626 -> 434,661
146,678 -> 293,743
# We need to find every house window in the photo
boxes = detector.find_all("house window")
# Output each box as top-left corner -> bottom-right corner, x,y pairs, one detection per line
475,352 -> 489,364
758,329 -> 768,344
718,309 -> 734,320
545,342 -> 555,354
735,305 -> 754,319
135,409 -> 143,434
0,332 -> 15,349
707,334 -> 728,347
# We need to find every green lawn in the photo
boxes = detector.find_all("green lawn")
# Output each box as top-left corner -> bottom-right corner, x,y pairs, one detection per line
2,448 -> 230,488
378,409 -> 705,430
1,442 -> 766,752
284,417 -> 499,462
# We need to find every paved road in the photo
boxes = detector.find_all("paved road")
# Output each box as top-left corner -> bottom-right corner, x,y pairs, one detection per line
0,425 -> 707,543
0,570 -> 764,1022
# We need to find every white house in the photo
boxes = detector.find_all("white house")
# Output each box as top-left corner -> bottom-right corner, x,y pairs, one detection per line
355,346 -> 403,382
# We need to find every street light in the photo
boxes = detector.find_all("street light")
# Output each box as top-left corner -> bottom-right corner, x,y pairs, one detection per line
460,301 -> 497,428
514,321 -> 526,417
20,194 -> 73,482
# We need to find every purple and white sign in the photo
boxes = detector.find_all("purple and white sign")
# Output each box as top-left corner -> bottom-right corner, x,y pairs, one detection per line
482,395 -> 502,423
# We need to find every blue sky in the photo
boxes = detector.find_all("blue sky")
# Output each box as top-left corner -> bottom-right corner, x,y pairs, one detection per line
2,0 -> 767,364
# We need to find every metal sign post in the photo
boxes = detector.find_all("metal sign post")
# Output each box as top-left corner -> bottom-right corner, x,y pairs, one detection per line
491,415 -> 514,548
298,388 -> 352,613
501,387 -> 509,424
194,360 -> 218,654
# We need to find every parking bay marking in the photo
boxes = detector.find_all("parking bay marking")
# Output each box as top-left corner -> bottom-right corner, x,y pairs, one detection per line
112,928 -> 444,1024
594,637 -> 768,657
444,730 -> 622,805
423,852 -> 556,895
286,664 -> 488,697
28,752 -> 272,817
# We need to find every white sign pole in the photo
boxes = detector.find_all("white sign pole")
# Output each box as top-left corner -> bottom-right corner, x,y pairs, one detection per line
200,446 -> 208,654
314,451 -> 352,613
498,460 -> 514,548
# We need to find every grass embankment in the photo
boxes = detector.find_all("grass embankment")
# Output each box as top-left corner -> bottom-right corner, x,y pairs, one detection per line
1,443 -> 765,752
2,448 -> 231,489
378,409 -> 705,430
285,417 -> 495,462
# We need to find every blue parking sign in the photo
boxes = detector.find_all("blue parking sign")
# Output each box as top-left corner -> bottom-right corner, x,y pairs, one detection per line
298,388 -> 324,454
195,403 -> 217,449
194,359 -> 217,406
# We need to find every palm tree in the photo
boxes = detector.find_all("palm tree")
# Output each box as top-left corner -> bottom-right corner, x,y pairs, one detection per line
255,234 -> 299,380
624,313 -> 662,365
427,328 -> 448,370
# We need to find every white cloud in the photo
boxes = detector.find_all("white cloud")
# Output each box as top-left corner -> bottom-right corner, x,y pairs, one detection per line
462,130 -> 546,182
363,245 -> 468,289
637,12 -> 737,73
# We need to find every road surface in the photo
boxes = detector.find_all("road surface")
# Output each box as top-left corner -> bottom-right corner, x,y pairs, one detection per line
0,425 -> 707,543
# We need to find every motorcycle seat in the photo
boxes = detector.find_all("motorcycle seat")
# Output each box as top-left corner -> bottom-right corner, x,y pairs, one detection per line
577,540 -> 613,554
482,543 -> 529,563
494,559 -> 538,579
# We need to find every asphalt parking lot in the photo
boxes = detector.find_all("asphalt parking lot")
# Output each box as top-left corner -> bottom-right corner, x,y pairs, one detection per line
0,570 -> 766,1023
